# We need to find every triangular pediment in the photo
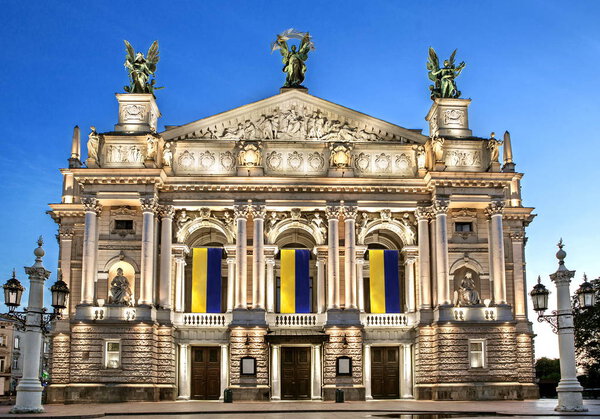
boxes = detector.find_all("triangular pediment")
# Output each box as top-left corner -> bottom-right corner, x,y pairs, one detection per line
161,90 -> 427,144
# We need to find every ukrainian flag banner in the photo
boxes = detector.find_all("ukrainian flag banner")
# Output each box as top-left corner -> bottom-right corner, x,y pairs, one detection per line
369,249 -> 401,313
280,249 -> 311,313
191,248 -> 223,313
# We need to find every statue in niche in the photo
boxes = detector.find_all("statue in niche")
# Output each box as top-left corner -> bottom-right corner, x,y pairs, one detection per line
431,137 -> 444,162
146,135 -> 157,160
311,212 -> 327,239
272,29 -> 315,87
427,47 -> 466,99
454,272 -> 481,306
108,268 -> 133,306
163,142 -> 173,167
87,126 -> 100,161
416,145 -> 426,169
123,40 -> 161,96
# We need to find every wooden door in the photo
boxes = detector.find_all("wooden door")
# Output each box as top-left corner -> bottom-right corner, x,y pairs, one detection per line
281,347 -> 311,399
191,346 -> 220,400
371,346 -> 399,399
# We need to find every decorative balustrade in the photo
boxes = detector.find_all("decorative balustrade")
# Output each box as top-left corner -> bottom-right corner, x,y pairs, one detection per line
266,313 -> 326,328
175,312 -> 232,327
360,313 -> 413,327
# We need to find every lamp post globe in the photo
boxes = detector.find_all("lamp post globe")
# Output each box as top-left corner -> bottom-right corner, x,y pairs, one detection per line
50,276 -> 70,312
575,274 -> 596,309
530,275 -> 549,313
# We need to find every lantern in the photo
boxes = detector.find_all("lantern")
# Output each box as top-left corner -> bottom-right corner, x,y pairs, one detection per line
3,270 -> 24,311
575,275 -> 595,308
530,275 -> 550,313
50,277 -> 70,311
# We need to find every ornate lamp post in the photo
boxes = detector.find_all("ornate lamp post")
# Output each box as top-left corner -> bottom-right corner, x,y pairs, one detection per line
1,237 -> 69,414
530,239 -> 595,412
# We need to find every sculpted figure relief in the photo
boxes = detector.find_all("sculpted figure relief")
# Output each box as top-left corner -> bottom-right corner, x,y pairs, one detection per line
146,135 -> 157,160
87,126 -> 100,161
124,40 -> 161,95
487,132 -> 503,163
454,272 -> 481,306
431,137 -> 445,162
163,142 -> 173,167
272,29 -> 315,87
416,145 -> 426,169
427,47 -> 466,99
108,267 -> 133,306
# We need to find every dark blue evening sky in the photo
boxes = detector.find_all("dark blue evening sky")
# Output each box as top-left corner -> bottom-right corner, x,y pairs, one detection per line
1,1 -> 598,357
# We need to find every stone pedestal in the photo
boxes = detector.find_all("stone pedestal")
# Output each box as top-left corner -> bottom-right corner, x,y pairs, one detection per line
425,98 -> 473,138
237,166 -> 264,176
114,93 -> 160,133
489,161 -> 501,172
327,167 -> 354,177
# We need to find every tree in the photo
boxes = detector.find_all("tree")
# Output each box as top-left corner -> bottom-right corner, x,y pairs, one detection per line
573,277 -> 600,388
535,357 -> 561,398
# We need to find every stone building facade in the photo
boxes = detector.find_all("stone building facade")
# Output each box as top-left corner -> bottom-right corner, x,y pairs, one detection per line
46,83 -> 538,402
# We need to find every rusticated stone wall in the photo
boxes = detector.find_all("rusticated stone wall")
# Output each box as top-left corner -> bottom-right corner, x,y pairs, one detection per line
229,327 -> 268,386
49,333 -> 71,384
68,323 -> 175,384
323,327 -> 363,385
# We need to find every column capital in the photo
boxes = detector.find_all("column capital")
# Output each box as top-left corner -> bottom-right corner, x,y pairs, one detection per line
58,226 -> 74,240
249,204 -> 267,220
140,197 -> 158,213
486,200 -> 505,217
82,197 -> 102,214
509,231 -> 526,242
341,205 -> 359,220
158,204 -> 175,219
432,199 -> 449,215
415,206 -> 432,221
313,245 -> 329,260
224,244 -> 237,257
325,204 -> 342,220
264,244 -> 278,258
233,204 -> 251,219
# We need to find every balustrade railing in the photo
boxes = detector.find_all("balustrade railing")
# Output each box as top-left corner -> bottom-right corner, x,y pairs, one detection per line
361,312 -> 413,327
266,313 -> 326,327
175,312 -> 231,327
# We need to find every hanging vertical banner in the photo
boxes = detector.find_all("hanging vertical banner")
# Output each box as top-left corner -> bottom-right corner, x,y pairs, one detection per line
280,249 -> 311,313
192,247 -> 222,313
369,249 -> 401,313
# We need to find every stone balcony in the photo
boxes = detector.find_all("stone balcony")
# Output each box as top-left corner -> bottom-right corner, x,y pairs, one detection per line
360,312 -> 417,328
266,313 -> 327,328
173,312 -> 232,328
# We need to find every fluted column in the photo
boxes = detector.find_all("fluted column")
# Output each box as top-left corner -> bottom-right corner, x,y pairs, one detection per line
356,246 -> 367,312
510,232 -> 527,318
364,344 -> 372,400
81,198 -> 101,305
433,199 -> 450,306
158,205 -> 174,309
343,205 -> 358,309
139,197 -> 157,306
416,207 -> 432,310
271,345 -> 281,400
224,245 -> 236,313
250,204 -> 266,309
325,205 -> 341,309
313,246 -> 328,313
234,204 -> 250,309
487,201 -> 507,304
177,343 -> 190,400
264,245 -> 278,313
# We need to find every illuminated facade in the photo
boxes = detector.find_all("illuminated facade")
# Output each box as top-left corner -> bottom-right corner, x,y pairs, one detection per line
47,87 -> 537,403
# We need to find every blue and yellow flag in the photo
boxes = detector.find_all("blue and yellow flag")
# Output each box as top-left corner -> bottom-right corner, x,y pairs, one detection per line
192,248 -> 222,313
280,249 -> 311,313
369,249 -> 401,313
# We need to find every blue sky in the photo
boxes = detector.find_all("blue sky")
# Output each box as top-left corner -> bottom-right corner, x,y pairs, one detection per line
1,1 -> 599,358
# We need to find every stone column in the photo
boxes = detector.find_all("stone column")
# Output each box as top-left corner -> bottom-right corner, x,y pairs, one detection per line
264,245 -> 278,313
311,344 -> 322,400
220,344 -> 229,400
158,205 -> 174,309
433,199 -> 450,306
486,201 -> 506,304
510,232 -> 527,318
416,207 -> 432,310
356,246 -> 367,312
234,205 -> 250,310
177,343 -> 190,400
402,250 -> 417,313
224,245 -> 236,313
250,204 -> 266,310
174,255 -> 186,312
81,198 -> 101,305
271,345 -> 281,400
401,344 -> 413,398
343,205 -> 358,309
58,227 -> 74,311
364,344 -> 372,400
325,205 -> 341,309
139,197 -> 157,306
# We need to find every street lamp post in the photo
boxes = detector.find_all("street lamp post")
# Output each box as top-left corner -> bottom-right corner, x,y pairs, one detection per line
1,237 -> 69,414
530,239 -> 596,412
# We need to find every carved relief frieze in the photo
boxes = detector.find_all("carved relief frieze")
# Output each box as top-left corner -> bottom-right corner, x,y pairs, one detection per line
443,109 -> 465,125
220,151 -> 235,170
120,104 -> 145,122
374,153 -> 391,173
198,150 -> 216,169
445,149 -> 482,168
178,150 -> 195,169
105,144 -> 144,164
354,152 -> 370,172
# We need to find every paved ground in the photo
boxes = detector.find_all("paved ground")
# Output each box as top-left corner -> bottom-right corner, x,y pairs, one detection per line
0,399 -> 598,418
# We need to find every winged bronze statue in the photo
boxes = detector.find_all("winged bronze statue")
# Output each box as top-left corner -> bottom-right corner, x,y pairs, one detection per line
427,47 -> 465,99
124,40 -> 161,95
272,29 -> 315,88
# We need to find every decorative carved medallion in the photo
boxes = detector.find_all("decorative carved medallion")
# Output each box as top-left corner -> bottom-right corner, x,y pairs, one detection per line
178,150 -> 195,168
395,153 -> 412,173
354,152 -> 370,172
266,151 -> 282,170
375,153 -> 391,172
443,109 -> 465,125
307,152 -> 324,170
198,150 -> 216,169
120,104 -> 145,122
287,151 -> 304,170
446,150 -> 481,167
220,151 -> 235,170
